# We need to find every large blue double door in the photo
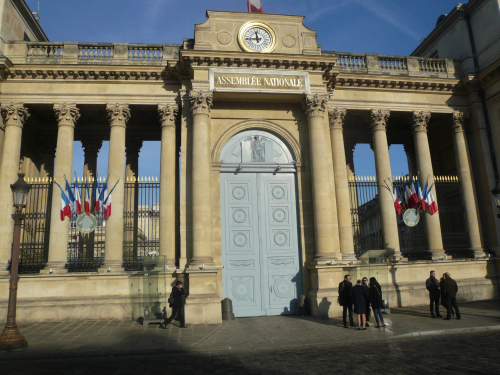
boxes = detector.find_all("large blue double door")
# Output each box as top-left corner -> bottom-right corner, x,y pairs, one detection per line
221,172 -> 302,317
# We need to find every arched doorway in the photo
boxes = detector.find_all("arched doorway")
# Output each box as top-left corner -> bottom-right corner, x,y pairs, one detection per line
220,130 -> 302,317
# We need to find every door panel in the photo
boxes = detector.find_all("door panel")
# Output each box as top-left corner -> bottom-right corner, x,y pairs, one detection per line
221,172 -> 302,317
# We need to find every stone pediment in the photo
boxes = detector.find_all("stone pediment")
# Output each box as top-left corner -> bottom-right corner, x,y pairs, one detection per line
194,11 -> 321,55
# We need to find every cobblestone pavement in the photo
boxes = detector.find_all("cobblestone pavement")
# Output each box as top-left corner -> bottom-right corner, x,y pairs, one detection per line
0,300 -> 498,360
1,330 -> 499,374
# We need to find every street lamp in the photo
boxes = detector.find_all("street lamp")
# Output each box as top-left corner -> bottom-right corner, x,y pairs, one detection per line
0,173 -> 30,351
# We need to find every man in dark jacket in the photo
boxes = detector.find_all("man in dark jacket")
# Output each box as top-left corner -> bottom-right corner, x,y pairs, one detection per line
160,280 -> 187,329
339,274 -> 354,328
426,270 -> 442,318
443,272 -> 461,320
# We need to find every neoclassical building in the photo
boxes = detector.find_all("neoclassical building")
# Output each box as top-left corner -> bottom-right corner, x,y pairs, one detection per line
0,0 -> 499,324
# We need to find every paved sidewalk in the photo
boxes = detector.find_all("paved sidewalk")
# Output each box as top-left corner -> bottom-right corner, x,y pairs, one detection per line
0,300 -> 499,360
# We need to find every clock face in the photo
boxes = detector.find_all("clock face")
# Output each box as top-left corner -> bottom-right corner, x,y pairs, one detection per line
244,27 -> 272,51
238,22 -> 277,53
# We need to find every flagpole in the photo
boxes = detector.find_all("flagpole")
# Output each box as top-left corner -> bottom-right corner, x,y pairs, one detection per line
247,0 -> 251,12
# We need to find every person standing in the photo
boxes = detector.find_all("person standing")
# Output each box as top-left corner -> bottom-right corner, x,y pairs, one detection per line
160,280 -> 188,329
362,277 -> 370,327
351,279 -> 369,330
443,272 -> 461,320
369,277 -> 386,328
426,270 -> 442,318
338,274 -> 355,328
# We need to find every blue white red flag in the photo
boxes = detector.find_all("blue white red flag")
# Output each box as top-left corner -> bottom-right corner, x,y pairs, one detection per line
74,179 -> 82,214
420,179 -> 428,211
84,180 -> 91,215
102,180 -> 119,220
97,180 -> 107,214
55,181 -> 72,221
425,187 -> 438,215
248,0 -> 263,13
92,177 -> 100,213
407,177 -> 419,209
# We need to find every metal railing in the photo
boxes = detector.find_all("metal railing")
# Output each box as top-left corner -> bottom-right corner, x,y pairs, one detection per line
123,177 -> 160,271
349,176 -> 384,258
434,176 -> 472,259
19,178 -> 52,274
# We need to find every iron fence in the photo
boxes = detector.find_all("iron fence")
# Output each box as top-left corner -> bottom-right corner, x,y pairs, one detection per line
434,177 -> 472,259
19,179 -> 52,273
66,181 -> 106,272
123,178 -> 160,271
349,177 -> 384,258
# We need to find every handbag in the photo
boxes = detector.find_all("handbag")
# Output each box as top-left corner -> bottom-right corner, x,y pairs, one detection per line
370,306 -> 375,318
168,291 -> 174,307
337,282 -> 345,306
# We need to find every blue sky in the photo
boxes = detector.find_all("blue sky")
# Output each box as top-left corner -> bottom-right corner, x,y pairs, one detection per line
25,0 -> 463,178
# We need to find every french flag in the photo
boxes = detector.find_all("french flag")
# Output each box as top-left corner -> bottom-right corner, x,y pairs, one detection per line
97,180 -> 107,214
420,179 -> 428,212
65,180 -> 76,216
103,193 -> 111,220
74,179 -> 82,214
389,184 -> 402,215
92,178 -> 100,213
84,180 -> 91,215
407,177 -> 419,209
55,181 -> 72,221
426,189 -> 438,215
248,0 -> 263,13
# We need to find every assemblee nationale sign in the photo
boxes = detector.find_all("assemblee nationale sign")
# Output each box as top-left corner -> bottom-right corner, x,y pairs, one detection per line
209,68 -> 310,94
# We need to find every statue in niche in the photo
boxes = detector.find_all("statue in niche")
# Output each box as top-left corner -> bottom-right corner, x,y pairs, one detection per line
250,136 -> 265,162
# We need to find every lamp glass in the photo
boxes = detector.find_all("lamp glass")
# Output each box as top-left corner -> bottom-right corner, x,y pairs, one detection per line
10,173 -> 30,210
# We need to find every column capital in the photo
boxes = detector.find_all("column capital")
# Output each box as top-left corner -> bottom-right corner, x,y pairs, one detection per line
81,137 -> 103,158
1,103 -> 30,128
451,111 -> 466,133
54,103 -> 80,128
189,91 -> 213,115
106,103 -> 131,127
369,109 -> 390,131
411,111 -> 431,133
328,108 -> 346,130
158,104 -> 178,127
303,94 -> 328,118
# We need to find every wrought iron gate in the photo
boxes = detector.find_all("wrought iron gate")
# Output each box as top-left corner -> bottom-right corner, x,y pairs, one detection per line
123,177 -> 160,271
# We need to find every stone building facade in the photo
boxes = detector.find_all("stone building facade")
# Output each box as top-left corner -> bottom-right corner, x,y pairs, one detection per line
0,1 -> 499,324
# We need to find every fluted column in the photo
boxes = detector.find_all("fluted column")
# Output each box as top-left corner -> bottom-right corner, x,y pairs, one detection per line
45,104 -> 80,272
411,111 -> 445,259
189,91 -> 214,267
329,108 -> 355,261
404,140 -> 418,177
0,104 -> 29,272
103,104 -> 130,271
370,109 -> 401,260
158,104 -> 178,269
451,112 -> 484,257
303,95 -> 340,263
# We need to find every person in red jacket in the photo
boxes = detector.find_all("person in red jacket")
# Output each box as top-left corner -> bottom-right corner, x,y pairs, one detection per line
160,281 -> 188,329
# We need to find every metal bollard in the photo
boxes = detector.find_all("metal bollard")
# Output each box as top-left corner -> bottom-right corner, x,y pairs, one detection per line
221,298 -> 235,320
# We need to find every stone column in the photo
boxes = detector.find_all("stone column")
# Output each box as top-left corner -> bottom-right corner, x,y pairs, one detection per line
45,104 -> 80,272
328,108 -> 355,261
81,137 -> 102,180
0,104 -> 29,272
124,139 -> 142,260
404,140 -> 418,177
158,104 -> 178,269
411,111 -> 445,259
103,104 -> 130,272
451,112 -> 485,257
303,95 -> 340,263
189,91 -> 215,267
370,109 -> 401,260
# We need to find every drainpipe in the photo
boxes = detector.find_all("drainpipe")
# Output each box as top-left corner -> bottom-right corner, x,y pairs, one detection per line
465,14 -> 500,210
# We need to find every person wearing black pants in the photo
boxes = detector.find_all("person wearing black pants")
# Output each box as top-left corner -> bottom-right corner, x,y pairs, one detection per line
444,272 -> 461,320
362,277 -> 370,327
160,280 -> 188,329
338,274 -> 354,328
426,270 -> 442,318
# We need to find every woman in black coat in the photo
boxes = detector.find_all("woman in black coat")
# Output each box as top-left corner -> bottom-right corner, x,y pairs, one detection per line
351,279 -> 369,330
369,277 -> 386,328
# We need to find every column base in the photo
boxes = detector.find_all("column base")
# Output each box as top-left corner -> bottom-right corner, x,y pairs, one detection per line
429,249 -> 449,261
472,247 -> 489,259
341,253 -> 357,262
312,252 -> 342,266
184,269 -> 221,324
0,326 -> 28,351
101,260 -> 125,273
308,265 -> 345,318
189,256 -> 216,269
41,262 -> 68,274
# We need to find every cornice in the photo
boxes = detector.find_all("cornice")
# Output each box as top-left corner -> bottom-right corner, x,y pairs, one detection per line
335,73 -> 460,92
180,50 -> 338,72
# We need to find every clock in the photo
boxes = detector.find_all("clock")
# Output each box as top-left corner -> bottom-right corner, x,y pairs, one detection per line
238,21 -> 277,53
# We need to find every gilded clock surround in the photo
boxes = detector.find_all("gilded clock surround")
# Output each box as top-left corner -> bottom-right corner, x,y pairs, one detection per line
237,21 -> 277,53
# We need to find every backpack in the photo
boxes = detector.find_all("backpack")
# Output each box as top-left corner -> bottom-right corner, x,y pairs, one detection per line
168,291 -> 174,307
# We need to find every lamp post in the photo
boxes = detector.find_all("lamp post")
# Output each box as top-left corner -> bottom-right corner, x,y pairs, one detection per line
0,173 -> 30,351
